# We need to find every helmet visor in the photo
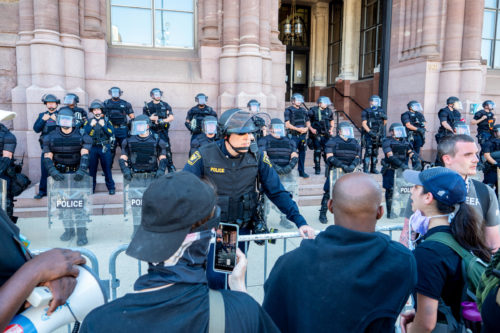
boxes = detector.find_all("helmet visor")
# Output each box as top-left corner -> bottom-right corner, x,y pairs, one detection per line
131,121 -> 149,135
249,103 -> 260,113
486,101 -> 496,110
225,110 -> 257,134
197,96 -> 206,105
271,123 -> 285,138
57,115 -> 74,127
110,88 -> 121,98
339,126 -> 355,139
318,97 -> 332,106
454,101 -> 463,111
292,95 -> 304,104
455,124 -> 470,135
370,97 -> 381,108
393,126 -> 407,138
410,102 -> 423,112
152,90 -> 162,98
63,95 -> 76,105
203,120 -> 218,135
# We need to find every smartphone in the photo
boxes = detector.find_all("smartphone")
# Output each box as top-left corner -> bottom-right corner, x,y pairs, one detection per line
213,223 -> 239,273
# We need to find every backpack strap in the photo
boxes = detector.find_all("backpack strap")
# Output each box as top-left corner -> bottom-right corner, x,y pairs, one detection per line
471,179 -> 490,221
425,232 -> 474,262
209,289 -> 225,333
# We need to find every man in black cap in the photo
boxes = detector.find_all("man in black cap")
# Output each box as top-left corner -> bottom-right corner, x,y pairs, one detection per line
80,171 -> 279,333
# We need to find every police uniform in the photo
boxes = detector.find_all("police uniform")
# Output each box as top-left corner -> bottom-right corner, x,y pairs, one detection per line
33,110 -> 58,197
284,105 -> 309,175
189,133 -> 216,157
84,118 -> 115,193
482,135 -> 500,190
120,133 -> 168,174
474,109 -> 496,149
436,107 -> 461,144
361,106 -> 387,173
59,106 -> 87,129
103,98 -> 134,163
308,106 -> 333,173
184,139 -> 307,289
401,110 -> 426,155
0,124 -> 18,221
381,136 -> 412,217
185,105 -> 217,142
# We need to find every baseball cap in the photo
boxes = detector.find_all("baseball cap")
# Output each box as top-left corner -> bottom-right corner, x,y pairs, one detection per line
403,167 -> 467,206
126,171 -> 217,263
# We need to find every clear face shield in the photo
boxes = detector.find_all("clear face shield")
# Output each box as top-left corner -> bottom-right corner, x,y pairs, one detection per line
110,88 -> 121,99
410,102 -> 423,112
318,97 -> 332,108
453,101 -> 463,111
271,123 -> 286,138
455,124 -> 470,135
131,121 -> 149,135
197,96 -> 206,105
339,126 -> 355,139
393,126 -> 407,139
57,115 -> 74,128
292,95 -> 304,105
248,102 -> 260,113
63,95 -> 76,106
152,90 -> 162,99
203,120 -> 218,135
486,102 -> 496,110
370,97 -> 381,108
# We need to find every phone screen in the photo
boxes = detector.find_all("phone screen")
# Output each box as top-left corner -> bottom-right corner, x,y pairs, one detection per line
213,223 -> 239,273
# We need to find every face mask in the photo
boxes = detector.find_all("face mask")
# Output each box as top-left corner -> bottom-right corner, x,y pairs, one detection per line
409,209 -> 453,235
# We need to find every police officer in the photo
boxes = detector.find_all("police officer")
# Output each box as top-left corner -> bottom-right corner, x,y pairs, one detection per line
189,116 -> 218,156
261,118 -> 299,229
401,100 -> 426,157
361,95 -> 387,174
308,96 -> 335,175
84,100 -> 116,195
43,108 -> 92,245
185,93 -> 217,142
436,96 -> 462,144
481,124 -> 500,192
103,87 -> 135,166
143,88 -> 176,172
381,123 -> 419,218
60,93 -> 87,129
285,93 -> 311,178
248,99 -> 267,141
320,122 -> 361,224
33,94 -> 60,199
0,111 -> 19,222
472,100 -> 496,156
183,108 -> 314,290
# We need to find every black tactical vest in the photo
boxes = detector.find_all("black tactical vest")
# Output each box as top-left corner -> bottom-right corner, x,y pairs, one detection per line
309,106 -> 331,134
266,137 -> 293,167
191,106 -> 213,134
49,129 -> 84,167
0,125 -> 7,154
127,135 -> 159,172
478,110 -> 495,133
390,139 -> 410,161
332,138 -> 359,164
200,142 -> 259,224
104,100 -> 128,126
287,106 -> 308,127
366,107 -> 384,131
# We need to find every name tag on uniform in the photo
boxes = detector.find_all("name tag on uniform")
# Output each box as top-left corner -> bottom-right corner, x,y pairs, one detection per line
210,167 -> 225,173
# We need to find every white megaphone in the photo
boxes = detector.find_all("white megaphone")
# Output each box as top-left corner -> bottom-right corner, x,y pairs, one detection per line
4,265 -> 107,333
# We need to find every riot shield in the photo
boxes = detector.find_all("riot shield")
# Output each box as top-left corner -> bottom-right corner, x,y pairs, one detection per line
328,168 -> 344,197
0,178 -> 6,212
48,174 -> 92,241
497,167 -> 500,198
264,170 -> 298,229
123,173 -> 155,236
391,169 -> 413,219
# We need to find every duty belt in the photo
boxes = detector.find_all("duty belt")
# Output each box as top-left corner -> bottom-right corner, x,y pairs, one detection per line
131,168 -> 157,174
55,164 -> 78,173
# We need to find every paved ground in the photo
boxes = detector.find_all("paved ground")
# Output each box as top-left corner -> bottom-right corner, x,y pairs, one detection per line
17,205 -> 403,305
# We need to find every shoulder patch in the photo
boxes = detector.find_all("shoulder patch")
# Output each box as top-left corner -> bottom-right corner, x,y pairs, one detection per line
188,151 -> 202,165
263,154 -> 273,167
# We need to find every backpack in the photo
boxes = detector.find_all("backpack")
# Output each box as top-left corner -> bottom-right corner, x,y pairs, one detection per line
476,250 -> 500,311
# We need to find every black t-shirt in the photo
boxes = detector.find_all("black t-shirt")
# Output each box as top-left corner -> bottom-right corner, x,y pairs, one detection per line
401,111 -> 426,130
413,226 -> 464,320
473,109 -> 495,133
80,283 -> 279,333
0,209 -> 28,287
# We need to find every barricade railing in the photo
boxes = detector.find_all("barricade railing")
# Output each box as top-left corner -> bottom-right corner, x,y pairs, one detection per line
108,224 -> 403,300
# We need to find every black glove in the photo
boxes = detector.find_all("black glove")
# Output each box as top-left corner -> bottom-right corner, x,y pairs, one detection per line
369,131 -> 377,139
344,164 -> 355,173
411,155 -> 422,170
281,165 -> 292,174
253,220 -> 269,246
340,163 -> 350,173
0,156 -> 11,175
273,164 -> 285,175
417,127 -> 426,137
74,154 -> 89,181
43,158 -> 64,181
155,158 -> 167,178
119,158 -> 133,181
184,121 -> 192,132
326,156 -> 343,168
289,157 -> 298,169
387,155 -> 404,169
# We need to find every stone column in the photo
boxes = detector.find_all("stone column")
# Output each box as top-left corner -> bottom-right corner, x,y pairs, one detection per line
408,0 -> 418,58
202,0 -> 219,44
338,0 -> 361,80
310,2 -> 329,87
420,0 -> 440,57
402,0 -> 412,58
84,0 -> 102,37
260,0 -> 273,109
270,0 -> 281,47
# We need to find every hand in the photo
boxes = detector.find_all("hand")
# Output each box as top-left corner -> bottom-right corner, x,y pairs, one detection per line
329,129 -> 334,136
28,248 -> 86,283
73,169 -> 86,181
42,113 -> 50,121
51,170 -> 64,181
98,119 -> 105,126
50,114 -> 57,121
369,131 -> 377,139
90,119 -> 97,126
310,128 -> 317,135
299,127 -> 308,134
42,277 -> 78,315
150,115 -> 159,123
228,248 -> 247,292
299,225 -> 316,239
123,170 -> 132,181
482,115 -> 488,121
400,310 -> 415,333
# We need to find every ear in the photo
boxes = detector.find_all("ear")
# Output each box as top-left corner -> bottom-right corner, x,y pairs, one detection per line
424,192 -> 434,205
376,205 -> 384,220
441,154 -> 451,166
327,199 -> 334,213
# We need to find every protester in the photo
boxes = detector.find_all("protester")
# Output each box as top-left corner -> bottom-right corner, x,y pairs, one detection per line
263,173 -> 416,332
80,171 -> 279,332
0,206 -> 85,330
400,167 -> 491,332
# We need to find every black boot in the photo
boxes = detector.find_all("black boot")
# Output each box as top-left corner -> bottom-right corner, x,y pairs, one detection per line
166,149 -> 176,173
76,228 -> 88,246
60,227 -> 75,241
363,157 -> 370,173
370,158 -> 379,174
314,152 -> 321,175
319,192 -> 329,224
385,189 -> 393,219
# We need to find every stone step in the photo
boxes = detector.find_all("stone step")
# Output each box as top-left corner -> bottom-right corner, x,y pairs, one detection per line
299,184 -> 324,196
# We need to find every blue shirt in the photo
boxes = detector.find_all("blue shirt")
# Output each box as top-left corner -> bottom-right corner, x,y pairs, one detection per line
183,140 -> 307,228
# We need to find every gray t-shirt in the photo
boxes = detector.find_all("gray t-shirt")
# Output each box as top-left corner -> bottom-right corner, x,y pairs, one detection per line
404,178 -> 499,227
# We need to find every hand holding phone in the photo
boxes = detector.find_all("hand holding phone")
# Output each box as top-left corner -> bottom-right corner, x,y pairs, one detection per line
213,223 -> 239,273
228,248 -> 247,292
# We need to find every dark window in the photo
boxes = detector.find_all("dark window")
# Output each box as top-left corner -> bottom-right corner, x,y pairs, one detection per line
327,0 -> 343,85
359,0 -> 382,79
482,0 -> 500,68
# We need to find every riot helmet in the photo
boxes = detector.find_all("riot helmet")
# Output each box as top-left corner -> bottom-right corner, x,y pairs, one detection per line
369,95 -> 381,109
247,99 -> 261,113
407,101 -> 423,112
89,100 -> 104,118
389,123 -> 407,138
202,116 -> 218,136
63,93 -> 79,106
338,122 -> 355,139
195,93 -> 208,106
218,108 -> 257,136
291,93 -> 304,105
108,87 -> 123,99
483,100 -> 496,110
130,114 -> 150,136
455,121 -> 470,135
150,88 -> 163,100
446,96 -> 460,106
270,118 -> 286,138
41,94 -> 60,105
57,108 -> 75,128
317,96 -> 332,108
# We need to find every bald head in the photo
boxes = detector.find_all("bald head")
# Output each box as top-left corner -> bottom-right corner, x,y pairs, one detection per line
329,173 -> 383,232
